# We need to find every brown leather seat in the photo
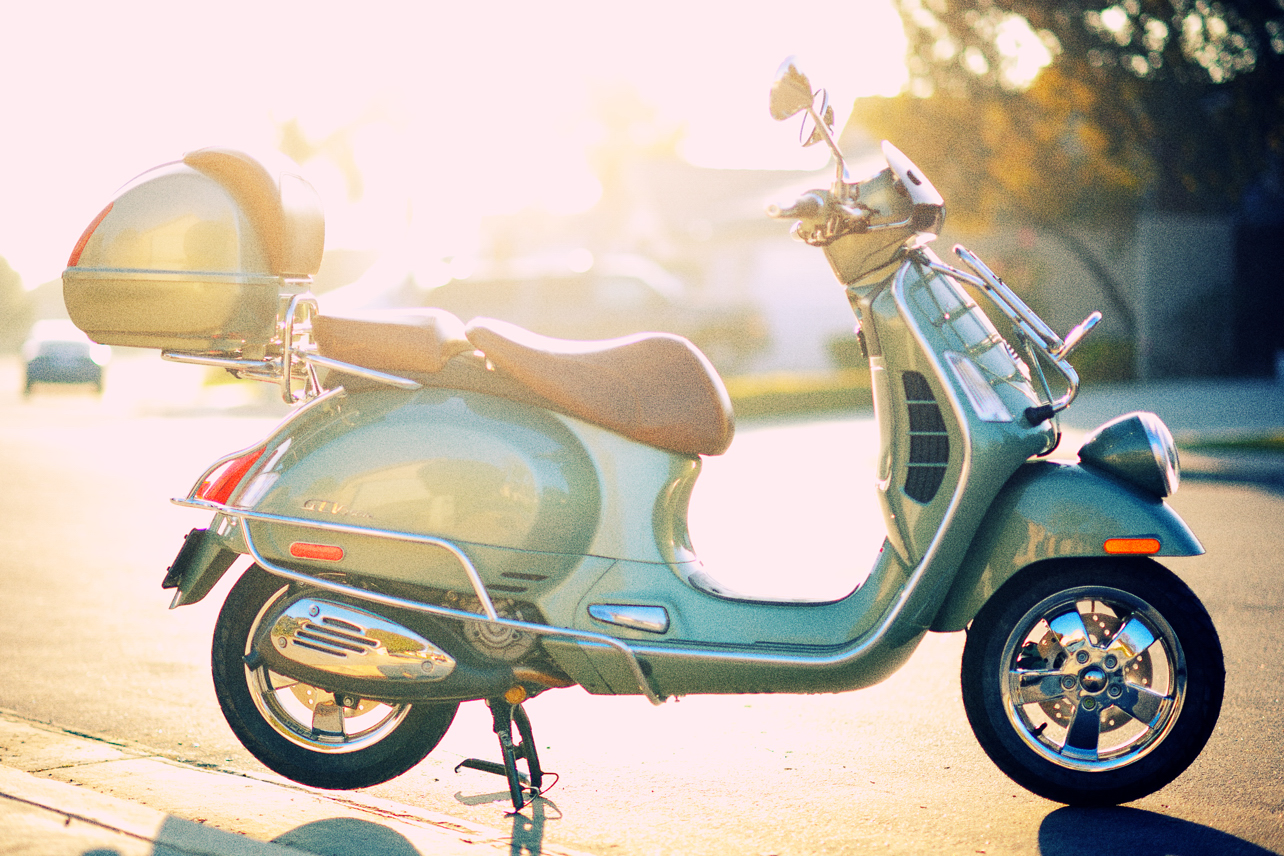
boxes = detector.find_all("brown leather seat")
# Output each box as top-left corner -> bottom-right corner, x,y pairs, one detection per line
465,317 -> 735,457
313,309 -> 474,374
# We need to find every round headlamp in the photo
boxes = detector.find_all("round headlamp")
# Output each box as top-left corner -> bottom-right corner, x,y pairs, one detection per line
1077,412 -> 1180,497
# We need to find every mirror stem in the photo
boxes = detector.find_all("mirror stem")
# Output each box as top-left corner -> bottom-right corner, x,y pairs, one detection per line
805,104 -> 847,187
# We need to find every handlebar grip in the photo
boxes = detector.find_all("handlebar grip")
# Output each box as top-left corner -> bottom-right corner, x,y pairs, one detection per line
767,192 -> 825,220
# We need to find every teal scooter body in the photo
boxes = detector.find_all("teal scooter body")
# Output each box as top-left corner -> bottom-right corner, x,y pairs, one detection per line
95,59 -> 1222,810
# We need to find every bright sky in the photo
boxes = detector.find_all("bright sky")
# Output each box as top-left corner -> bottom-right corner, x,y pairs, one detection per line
0,1 -> 912,289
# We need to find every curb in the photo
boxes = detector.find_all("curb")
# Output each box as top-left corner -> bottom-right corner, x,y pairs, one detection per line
0,710 -> 585,856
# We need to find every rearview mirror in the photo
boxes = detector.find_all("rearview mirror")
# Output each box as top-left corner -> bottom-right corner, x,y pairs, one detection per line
769,57 -> 847,183
769,57 -> 815,121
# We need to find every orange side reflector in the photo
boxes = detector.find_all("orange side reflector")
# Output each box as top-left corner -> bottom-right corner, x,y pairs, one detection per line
1104,537 -> 1161,555
290,542 -> 345,562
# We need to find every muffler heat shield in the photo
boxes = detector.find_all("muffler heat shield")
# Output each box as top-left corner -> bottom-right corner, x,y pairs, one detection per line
267,598 -> 456,682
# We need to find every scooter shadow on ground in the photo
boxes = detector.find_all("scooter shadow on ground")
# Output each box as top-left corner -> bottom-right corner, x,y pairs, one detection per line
1038,807 -> 1277,856
268,817 -> 421,855
258,793 -> 558,856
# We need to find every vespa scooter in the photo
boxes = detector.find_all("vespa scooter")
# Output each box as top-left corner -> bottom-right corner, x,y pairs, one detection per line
62,58 -> 1223,810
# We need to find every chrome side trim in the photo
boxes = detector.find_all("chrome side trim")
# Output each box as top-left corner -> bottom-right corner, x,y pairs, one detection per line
589,604 -> 671,634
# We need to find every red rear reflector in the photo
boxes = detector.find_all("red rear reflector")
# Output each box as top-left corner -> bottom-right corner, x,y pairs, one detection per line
197,448 -> 266,505
1104,537 -> 1161,555
290,542 -> 344,562
67,202 -> 114,267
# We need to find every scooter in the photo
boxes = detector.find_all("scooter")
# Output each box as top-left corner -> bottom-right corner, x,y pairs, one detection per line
62,58 -> 1223,811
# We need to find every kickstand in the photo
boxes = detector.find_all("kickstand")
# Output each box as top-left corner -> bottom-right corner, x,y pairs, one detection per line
455,698 -> 545,811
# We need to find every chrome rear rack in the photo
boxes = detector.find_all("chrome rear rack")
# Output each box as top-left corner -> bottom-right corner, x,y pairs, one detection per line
161,293 -> 422,403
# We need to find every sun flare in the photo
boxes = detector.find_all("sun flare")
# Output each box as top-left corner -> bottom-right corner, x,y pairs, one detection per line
2,0 -> 912,288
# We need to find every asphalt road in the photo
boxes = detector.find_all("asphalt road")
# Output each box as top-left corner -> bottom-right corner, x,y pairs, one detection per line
1,353 -> 1282,855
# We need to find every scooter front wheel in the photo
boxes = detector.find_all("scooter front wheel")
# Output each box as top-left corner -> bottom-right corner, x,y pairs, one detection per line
211,565 -> 459,790
961,558 -> 1223,806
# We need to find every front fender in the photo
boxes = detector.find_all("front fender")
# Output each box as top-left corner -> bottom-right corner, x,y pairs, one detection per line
931,460 -> 1203,632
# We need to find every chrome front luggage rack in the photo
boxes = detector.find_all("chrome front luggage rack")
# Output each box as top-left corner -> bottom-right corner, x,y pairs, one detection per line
161,293 -> 423,404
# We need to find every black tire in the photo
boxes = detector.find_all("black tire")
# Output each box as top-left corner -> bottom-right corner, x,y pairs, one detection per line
211,565 -> 459,790
961,558 -> 1223,806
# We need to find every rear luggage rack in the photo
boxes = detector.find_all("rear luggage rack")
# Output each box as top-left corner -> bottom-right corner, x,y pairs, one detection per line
162,293 -> 423,403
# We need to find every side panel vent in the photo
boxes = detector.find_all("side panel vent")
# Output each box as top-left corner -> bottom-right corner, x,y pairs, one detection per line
903,371 -> 949,503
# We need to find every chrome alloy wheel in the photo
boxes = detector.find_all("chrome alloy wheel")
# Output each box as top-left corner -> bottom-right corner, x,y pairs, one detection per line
999,585 -> 1186,772
244,587 -> 414,754
213,565 -> 459,790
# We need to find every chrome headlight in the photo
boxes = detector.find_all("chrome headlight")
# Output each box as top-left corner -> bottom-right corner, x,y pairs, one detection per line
1078,412 -> 1180,497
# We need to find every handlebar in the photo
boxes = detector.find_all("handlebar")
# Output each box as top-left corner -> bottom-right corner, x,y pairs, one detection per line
766,192 -> 826,221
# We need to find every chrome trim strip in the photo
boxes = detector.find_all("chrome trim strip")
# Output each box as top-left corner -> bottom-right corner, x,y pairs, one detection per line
589,604 -> 671,634
171,498 -> 666,704
162,351 -> 276,372
302,353 -> 423,391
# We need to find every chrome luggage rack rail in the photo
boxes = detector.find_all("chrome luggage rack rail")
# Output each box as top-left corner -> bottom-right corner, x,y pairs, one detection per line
160,293 -> 423,404
173,496 -> 666,705
918,244 -> 1102,423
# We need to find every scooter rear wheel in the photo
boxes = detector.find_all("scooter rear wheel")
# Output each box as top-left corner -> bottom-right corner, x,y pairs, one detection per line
212,565 -> 459,790
961,558 -> 1223,806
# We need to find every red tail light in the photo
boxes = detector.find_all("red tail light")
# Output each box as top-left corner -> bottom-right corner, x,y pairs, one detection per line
197,447 -> 266,505
67,203 -> 114,268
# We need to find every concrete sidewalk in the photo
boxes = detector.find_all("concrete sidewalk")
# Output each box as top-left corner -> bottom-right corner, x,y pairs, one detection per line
0,710 -> 580,856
